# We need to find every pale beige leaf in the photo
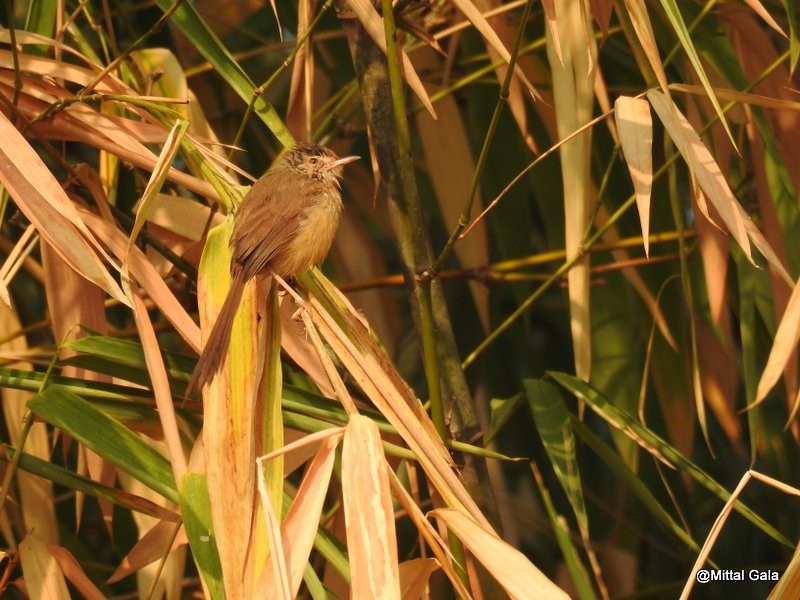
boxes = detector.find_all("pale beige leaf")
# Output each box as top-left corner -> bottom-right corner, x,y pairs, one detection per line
18,535 -> 70,600
342,415 -> 400,599
741,0 -> 786,37
755,276 -> 800,406
546,0 -> 597,380
0,224 -> 38,308
280,433 -> 340,594
431,509 -> 569,600
615,96 -> 653,256
256,431 -> 342,597
622,0 -> 671,97
648,89 -> 793,285
146,193 -> 219,242
541,0 -> 561,64
129,119 -> 189,249
344,0 -> 435,116
0,111 -> 129,306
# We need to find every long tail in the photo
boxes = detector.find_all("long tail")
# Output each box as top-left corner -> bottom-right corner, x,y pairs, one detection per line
185,267 -> 247,398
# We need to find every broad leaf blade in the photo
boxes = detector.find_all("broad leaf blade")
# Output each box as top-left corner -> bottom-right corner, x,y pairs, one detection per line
525,378 -> 588,533
27,386 -> 177,502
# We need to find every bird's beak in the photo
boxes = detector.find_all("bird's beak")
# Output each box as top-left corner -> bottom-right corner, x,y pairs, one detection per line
322,155 -> 360,171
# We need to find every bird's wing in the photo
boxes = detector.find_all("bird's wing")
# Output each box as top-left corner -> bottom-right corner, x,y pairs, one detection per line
229,176 -> 305,279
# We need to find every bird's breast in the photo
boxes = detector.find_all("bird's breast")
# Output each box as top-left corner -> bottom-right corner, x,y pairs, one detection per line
273,191 -> 343,276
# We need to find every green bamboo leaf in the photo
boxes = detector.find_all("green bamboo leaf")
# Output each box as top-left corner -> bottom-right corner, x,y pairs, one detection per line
63,335 -> 195,387
525,378 -> 588,533
738,247 -> 763,466
151,0 -> 294,148
548,371 -> 792,547
24,0 -> 56,41
590,273 -> 642,471
530,465 -> 596,600
27,386 -> 177,503
569,418 -> 703,555
302,562 -> 327,600
3,446 -> 178,522
179,473 -> 224,600
0,367 -> 144,400
486,393 -> 525,444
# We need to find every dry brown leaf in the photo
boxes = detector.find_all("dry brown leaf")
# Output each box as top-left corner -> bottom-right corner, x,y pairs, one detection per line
0,72 -> 219,202
693,197 -> 730,326
0,111 -> 129,305
79,210 -> 201,352
47,545 -> 106,600
387,470 -> 473,599
669,83 -> 800,112
307,277 -> 493,529
594,206 -> 677,350
286,0 -> 313,139
107,520 -> 186,584
472,0 -> 537,150
279,297 -> 337,398
696,318 -> 741,444
125,283 -> 188,482
589,0 -> 614,36
431,509 -> 569,599
399,558 -> 440,600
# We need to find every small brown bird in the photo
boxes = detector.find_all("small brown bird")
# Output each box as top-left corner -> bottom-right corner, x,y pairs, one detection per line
186,143 -> 358,397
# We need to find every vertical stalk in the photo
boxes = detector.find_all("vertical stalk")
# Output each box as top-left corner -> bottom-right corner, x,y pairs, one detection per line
379,0 -> 446,440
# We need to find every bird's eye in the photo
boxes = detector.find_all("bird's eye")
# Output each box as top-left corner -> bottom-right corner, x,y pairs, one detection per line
309,157 -> 319,165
